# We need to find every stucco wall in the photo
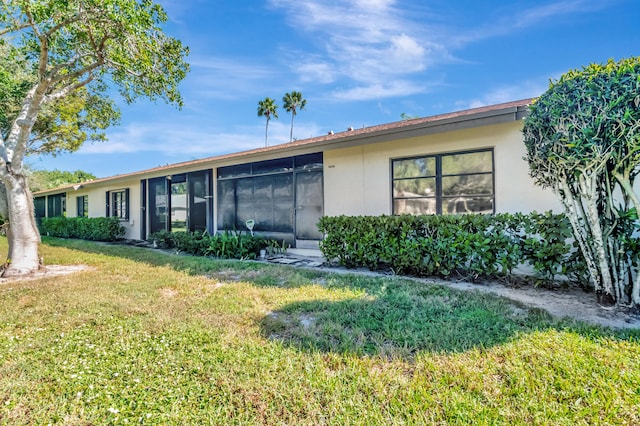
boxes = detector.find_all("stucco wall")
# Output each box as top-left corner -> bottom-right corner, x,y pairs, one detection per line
66,179 -> 141,240
323,121 -> 560,217
48,117 -> 561,241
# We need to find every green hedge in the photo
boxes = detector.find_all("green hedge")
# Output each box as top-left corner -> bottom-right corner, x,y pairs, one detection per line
40,216 -> 126,241
318,212 -> 588,285
149,230 -> 283,260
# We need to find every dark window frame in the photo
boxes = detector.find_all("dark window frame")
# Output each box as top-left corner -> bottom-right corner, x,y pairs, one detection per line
216,153 -> 323,233
106,188 -> 130,221
47,193 -> 66,217
217,153 -> 323,181
34,196 -> 46,218
76,195 -> 88,217
391,148 -> 495,215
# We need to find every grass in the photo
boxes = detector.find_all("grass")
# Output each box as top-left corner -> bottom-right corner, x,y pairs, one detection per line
0,237 -> 639,425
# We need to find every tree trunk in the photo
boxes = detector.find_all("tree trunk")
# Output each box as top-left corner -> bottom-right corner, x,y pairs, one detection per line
613,172 -> 640,307
558,180 -> 600,291
290,114 -> 294,142
580,174 -> 615,302
1,173 -> 41,277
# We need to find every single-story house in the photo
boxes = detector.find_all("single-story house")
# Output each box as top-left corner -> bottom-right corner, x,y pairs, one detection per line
33,98 -> 560,248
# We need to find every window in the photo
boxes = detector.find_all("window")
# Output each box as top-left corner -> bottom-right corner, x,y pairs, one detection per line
392,149 -> 494,215
34,196 -> 46,218
106,189 -> 129,220
77,195 -> 88,217
148,178 -> 168,233
217,153 -> 322,233
218,174 -> 294,233
47,193 -> 66,217
170,174 -> 187,232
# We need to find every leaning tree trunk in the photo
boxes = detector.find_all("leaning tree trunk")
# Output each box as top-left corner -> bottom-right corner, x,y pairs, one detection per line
0,173 -> 41,277
557,180 -> 601,291
0,80 -> 49,277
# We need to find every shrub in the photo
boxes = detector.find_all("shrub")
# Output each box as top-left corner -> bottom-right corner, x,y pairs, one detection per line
318,212 -> 588,285
40,217 -> 125,241
523,57 -> 640,306
148,229 -> 279,260
148,230 -> 175,249
205,230 -> 266,260
170,231 -> 212,256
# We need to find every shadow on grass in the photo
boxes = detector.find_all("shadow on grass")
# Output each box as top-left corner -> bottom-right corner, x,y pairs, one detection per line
40,237 -> 317,283
41,238 -> 640,357
260,294 -> 640,358
259,283 -> 560,357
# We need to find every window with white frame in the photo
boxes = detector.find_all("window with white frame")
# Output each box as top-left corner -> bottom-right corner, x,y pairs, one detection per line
392,149 -> 494,215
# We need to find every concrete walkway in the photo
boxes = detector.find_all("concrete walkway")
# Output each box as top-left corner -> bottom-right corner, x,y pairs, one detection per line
262,248 -> 325,268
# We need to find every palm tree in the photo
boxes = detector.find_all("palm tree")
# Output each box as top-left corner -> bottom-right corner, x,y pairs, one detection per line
282,91 -> 307,142
257,97 -> 278,147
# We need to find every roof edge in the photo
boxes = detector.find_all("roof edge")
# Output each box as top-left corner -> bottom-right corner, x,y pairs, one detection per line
34,98 -> 533,196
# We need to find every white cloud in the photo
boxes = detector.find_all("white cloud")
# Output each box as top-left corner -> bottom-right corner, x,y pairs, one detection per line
298,61 -> 336,84
272,0 -> 596,104
452,0 -> 611,46
269,0 -> 448,100
78,122 -> 262,156
77,119 -> 326,156
514,0 -> 605,27
353,0 -> 395,10
388,34 -> 426,72
331,81 -> 431,101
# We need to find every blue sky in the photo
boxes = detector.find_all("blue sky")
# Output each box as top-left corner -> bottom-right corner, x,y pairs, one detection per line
32,0 -> 640,178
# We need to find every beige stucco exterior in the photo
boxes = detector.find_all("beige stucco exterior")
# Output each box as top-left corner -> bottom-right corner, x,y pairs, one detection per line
34,99 -> 562,243
323,121 -> 560,217
63,179 -> 141,239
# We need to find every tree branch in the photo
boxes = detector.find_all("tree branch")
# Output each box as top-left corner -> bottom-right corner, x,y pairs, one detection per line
0,20 -> 31,36
42,12 -> 83,38
5,83 -> 49,169
22,3 -> 42,39
45,74 -> 95,102
47,51 -> 98,77
49,58 -> 103,87
0,132 -> 7,169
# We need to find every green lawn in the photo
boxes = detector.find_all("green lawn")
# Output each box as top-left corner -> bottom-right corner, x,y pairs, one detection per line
1,237 -> 639,425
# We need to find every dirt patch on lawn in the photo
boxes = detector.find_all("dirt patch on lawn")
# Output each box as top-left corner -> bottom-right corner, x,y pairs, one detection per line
0,265 -> 93,285
440,278 -> 640,330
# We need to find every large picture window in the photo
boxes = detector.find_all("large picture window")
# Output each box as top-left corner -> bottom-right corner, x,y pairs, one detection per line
392,149 -> 494,215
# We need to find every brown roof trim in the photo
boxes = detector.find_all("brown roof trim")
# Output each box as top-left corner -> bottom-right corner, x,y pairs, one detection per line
34,98 -> 532,196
